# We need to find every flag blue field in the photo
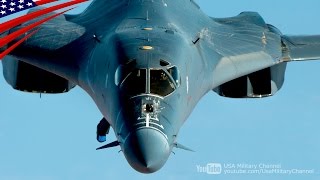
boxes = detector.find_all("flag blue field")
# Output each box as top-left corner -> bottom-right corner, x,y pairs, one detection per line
0,0 -> 38,18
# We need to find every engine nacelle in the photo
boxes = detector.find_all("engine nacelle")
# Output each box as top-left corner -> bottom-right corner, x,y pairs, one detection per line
214,63 -> 287,98
2,56 -> 75,93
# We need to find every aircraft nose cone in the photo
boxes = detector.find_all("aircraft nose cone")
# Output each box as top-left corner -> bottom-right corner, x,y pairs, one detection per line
123,128 -> 170,173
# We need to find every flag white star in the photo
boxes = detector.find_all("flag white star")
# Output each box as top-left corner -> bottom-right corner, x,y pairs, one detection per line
18,0 -> 24,3
0,0 -> 6,3
18,5 -> 23,9
9,2 -> 16,6
9,7 -> 14,12
0,10 -> 5,15
26,2 -> 32,6
1,4 -> 6,9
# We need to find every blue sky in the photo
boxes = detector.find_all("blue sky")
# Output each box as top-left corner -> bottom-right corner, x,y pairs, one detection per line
1,0 -> 320,179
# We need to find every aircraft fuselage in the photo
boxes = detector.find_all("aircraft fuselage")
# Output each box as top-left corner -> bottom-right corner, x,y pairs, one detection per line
77,0 -> 215,173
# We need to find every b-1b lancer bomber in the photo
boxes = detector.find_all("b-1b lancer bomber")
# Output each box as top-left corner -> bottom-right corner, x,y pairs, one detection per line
2,0 -> 320,173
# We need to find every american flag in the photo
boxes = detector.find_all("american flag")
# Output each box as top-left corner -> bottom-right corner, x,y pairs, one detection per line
0,0 -> 86,59
0,0 -> 38,18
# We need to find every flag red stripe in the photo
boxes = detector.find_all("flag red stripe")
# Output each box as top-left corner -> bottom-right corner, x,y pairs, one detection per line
0,8 -> 73,48
0,30 -> 38,60
0,0 -> 87,34
35,0 -> 57,6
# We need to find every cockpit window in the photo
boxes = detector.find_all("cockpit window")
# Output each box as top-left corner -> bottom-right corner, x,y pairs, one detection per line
150,69 -> 176,96
115,60 -> 136,86
121,69 -> 146,96
167,66 -> 180,87
116,61 -> 180,97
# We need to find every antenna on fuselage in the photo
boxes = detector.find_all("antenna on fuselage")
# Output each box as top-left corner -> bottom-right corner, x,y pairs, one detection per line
93,34 -> 101,43
146,10 -> 149,21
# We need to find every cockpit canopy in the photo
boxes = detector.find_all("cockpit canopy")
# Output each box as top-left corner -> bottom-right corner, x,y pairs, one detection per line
115,60 -> 180,97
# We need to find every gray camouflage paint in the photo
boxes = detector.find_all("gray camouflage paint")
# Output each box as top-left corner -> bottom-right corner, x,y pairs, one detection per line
3,0 -> 320,173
